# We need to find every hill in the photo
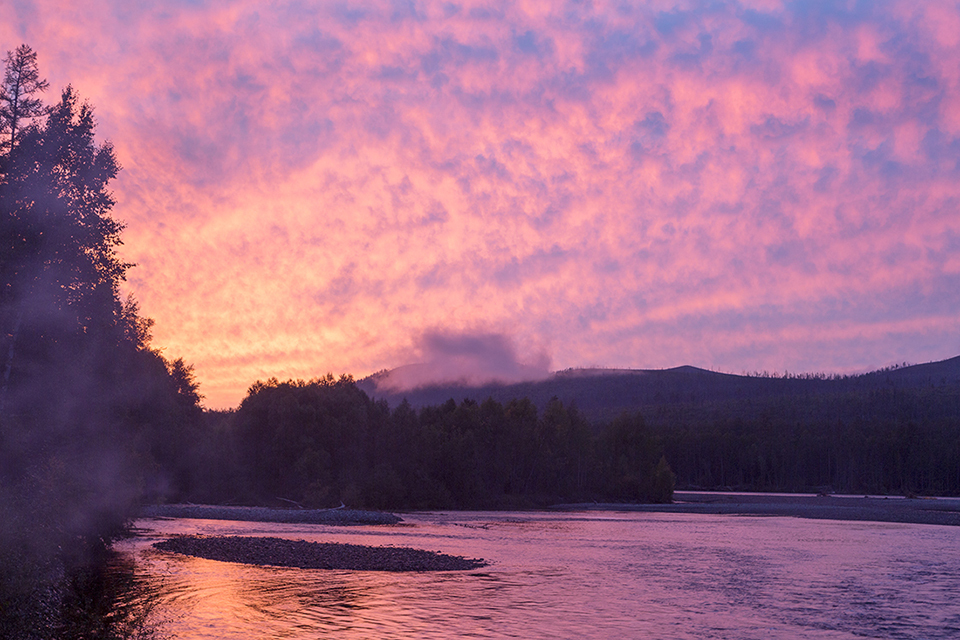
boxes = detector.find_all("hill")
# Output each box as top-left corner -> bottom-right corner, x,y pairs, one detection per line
360,357 -> 960,494
358,356 -> 960,423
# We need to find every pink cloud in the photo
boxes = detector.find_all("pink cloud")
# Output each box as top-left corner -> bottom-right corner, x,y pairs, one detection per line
2,0 -> 959,408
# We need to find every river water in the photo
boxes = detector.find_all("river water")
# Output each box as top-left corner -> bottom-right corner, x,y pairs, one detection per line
119,511 -> 960,639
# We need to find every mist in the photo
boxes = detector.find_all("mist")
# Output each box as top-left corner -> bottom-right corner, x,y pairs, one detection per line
0,55 -> 207,635
372,330 -> 551,392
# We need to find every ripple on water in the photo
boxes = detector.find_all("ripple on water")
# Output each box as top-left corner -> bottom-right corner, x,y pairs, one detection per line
121,512 -> 960,639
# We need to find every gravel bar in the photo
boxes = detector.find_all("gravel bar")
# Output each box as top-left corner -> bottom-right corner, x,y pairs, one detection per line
553,492 -> 960,526
140,504 -> 402,525
154,536 -> 488,571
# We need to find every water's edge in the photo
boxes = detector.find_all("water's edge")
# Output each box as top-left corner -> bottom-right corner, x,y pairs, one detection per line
552,491 -> 960,526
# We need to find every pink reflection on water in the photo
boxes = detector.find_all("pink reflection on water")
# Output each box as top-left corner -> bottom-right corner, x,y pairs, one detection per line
123,512 -> 960,639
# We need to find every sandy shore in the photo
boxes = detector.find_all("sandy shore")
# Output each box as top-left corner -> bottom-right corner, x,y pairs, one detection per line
143,493 -> 960,528
141,504 -> 402,525
154,535 -> 488,571
554,491 -> 960,526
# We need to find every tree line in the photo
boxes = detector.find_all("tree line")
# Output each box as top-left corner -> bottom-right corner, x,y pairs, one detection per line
651,384 -> 960,495
174,376 -> 675,511
166,371 -> 960,513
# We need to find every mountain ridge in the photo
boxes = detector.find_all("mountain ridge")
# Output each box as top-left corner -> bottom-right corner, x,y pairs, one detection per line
357,355 -> 960,422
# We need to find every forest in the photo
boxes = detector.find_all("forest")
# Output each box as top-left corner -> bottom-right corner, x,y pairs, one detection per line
364,362 -> 960,496
2,43 -> 960,637
176,368 -> 960,511
177,376 -> 676,510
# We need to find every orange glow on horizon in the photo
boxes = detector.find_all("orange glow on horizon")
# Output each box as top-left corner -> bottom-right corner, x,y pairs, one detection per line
3,0 -> 959,408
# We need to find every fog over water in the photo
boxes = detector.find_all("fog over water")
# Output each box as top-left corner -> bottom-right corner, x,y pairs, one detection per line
124,512 -> 960,639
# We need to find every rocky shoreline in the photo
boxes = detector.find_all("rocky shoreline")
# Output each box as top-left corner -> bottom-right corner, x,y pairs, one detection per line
141,504 -> 402,525
154,535 -> 488,571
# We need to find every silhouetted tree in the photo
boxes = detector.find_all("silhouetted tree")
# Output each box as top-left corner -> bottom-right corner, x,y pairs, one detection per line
0,50 -> 203,636
1,85 -> 126,409
0,44 -> 49,153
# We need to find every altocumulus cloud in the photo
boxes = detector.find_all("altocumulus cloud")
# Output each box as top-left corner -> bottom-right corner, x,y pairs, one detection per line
3,0 -> 960,407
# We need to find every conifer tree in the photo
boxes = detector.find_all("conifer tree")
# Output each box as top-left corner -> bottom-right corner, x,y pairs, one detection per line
0,48 -> 206,636
0,44 -> 49,153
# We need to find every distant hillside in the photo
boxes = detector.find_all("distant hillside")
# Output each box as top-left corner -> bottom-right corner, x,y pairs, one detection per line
357,356 -> 960,423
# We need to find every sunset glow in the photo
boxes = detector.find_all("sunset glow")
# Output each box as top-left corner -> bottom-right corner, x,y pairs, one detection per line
4,0 -> 959,407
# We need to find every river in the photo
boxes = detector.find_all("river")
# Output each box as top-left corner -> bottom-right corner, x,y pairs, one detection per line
117,511 -> 960,639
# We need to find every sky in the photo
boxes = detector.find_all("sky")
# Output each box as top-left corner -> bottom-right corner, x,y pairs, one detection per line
3,0 -> 960,408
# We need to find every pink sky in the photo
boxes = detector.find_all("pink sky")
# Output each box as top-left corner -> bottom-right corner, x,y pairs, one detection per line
4,0 -> 960,408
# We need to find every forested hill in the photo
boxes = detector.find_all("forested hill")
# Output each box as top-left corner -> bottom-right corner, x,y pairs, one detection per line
358,356 -> 960,423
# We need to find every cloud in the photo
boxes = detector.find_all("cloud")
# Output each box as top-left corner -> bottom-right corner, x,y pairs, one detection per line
373,330 -> 551,391
2,0 -> 959,408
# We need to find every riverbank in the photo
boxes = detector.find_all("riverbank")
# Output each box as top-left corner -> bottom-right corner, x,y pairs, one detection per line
140,504 -> 402,525
553,491 -> 960,526
142,493 -> 960,529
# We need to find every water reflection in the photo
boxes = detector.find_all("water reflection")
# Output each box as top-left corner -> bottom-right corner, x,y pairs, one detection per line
59,548 -> 166,640
118,513 -> 960,639
137,554 -> 381,639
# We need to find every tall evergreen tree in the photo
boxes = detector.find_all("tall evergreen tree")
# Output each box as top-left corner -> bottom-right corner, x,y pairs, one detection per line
0,85 -> 126,409
0,44 -> 49,154
0,48 -> 205,636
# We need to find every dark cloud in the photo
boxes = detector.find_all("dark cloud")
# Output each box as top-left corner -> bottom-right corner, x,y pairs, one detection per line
654,10 -> 690,35
739,8 -> 784,32
750,115 -> 809,140
468,5 -> 505,20
922,129 -> 960,170
514,29 -> 554,57
583,29 -> 658,81
670,32 -> 714,67
331,3 -> 368,26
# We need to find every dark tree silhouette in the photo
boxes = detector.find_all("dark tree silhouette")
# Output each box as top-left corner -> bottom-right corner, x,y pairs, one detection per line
209,377 -> 673,511
0,85 -> 126,409
0,48 -> 204,637
0,44 -> 49,153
